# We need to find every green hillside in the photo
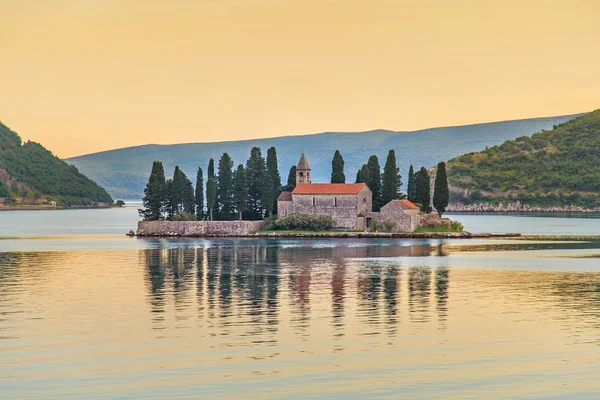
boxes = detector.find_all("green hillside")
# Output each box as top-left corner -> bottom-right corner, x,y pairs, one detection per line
0,122 -> 113,206
447,110 -> 600,209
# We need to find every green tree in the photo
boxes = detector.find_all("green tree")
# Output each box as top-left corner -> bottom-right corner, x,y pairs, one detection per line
163,179 -> 174,220
433,161 -> 449,217
382,150 -> 401,205
182,173 -> 195,215
367,155 -> 382,211
206,177 -> 217,220
407,164 -> 416,202
207,158 -> 215,180
246,147 -> 270,219
331,150 -> 346,183
357,164 -> 370,184
233,164 -> 248,220
195,167 -> 204,220
169,166 -> 184,217
285,166 -> 296,191
216,153 -> 234,219
140,161 -> 166,221
267,146 -> 282,215
415,166 -> 431,213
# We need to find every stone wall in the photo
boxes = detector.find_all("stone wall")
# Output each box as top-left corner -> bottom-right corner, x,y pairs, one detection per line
277,200 -> 293,217
291,194 -> 358,229
137,220 -> 266,237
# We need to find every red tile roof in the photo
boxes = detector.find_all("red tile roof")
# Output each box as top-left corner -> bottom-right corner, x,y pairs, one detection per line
277,191 -> 293,201
292,183 -> 368,195
391,199 -> 420,210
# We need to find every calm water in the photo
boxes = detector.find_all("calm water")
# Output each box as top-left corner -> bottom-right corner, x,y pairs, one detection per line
2,208 -> 600,398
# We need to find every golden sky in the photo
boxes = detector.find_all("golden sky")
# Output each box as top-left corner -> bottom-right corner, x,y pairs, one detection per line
1,0 -> 598,158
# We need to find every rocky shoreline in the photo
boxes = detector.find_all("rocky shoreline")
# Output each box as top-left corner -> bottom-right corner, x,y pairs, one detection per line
448,201 -> 600,213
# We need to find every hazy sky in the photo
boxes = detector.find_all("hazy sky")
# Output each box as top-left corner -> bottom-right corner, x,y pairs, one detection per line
1,0 -> 598,158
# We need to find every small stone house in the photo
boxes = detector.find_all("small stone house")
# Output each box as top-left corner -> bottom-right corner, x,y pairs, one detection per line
375,200 -> 421,232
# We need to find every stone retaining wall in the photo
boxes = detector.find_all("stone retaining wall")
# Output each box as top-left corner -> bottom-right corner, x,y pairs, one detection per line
137,220 -> 266,237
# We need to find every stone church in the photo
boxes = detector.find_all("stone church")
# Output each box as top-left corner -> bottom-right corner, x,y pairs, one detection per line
277,153 -> 421,231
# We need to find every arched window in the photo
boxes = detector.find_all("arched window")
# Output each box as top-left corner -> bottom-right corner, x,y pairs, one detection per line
312,197 -> 316,207
334,197 -> 337,207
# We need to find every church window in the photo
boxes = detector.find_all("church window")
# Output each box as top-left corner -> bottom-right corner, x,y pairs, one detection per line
334,198 -> 337,207
313,197 -> 316,207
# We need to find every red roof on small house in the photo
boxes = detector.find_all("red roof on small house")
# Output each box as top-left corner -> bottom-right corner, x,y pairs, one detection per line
277,191 -> 293,201
390,199 -> 420,210
292,183 -> 368,195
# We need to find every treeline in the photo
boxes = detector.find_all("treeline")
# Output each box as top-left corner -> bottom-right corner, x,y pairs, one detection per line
140,146 -> 284,221
0,122 -> 114,205
140,146 -> 450,221
335,150 -> 449,216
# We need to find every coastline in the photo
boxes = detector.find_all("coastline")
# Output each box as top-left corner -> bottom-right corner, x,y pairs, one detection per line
448,203 -> 600,213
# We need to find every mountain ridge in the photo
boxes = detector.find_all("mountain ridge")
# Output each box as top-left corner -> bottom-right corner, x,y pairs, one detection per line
66,113 -> 586,199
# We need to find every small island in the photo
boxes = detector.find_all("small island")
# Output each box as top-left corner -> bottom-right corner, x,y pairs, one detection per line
136,152 -> 487,238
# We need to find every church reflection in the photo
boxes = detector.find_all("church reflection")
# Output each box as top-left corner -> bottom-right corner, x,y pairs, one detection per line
143,240 -> 451,348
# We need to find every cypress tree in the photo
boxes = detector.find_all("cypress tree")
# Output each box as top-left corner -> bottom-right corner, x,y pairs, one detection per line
182,174 -> 195,216
407,165 -> 416,202
367,155 -> 382,211
267,147 -> 282,215
331,150 -> 346,183
140,161 -> 166,221
415,166 -> 432,213
170,166 -> 184,217
195,167 -> 204,220
206,178 -> 217,220
358,164 -> 370,184
246,147 -> 269,219
164,179 -> 174,220
233,164 -> 247,220
285,166 -> 296,191
217,153 -> 234,219
355,170 -> 361,183
381,150 -> 401,205
207,158 -> 215,180
433,162 -> 449,217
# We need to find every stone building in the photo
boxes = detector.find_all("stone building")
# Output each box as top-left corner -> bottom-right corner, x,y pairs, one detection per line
278,154 -> 422,231
374,199 -> 421,232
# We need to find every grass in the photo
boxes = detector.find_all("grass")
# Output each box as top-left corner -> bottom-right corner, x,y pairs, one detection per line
413,227 -> 462,233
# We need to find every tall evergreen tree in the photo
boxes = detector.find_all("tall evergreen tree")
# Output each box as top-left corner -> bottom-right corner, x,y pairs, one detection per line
170,166 -> 184,217
415,166 -> 432,213
206,178 -> 217,220
216,153 -> 234,219
182,174 -> 195,216
266,146 -> 282,215
357,164 -> 370,184
407,165 -> 416,202
207,158 -> 215,180
140,161 -> 166,221
195,167 -> 204,220
246,147 -> 269,219
285,166 -> 296,191
433,162 -> 449,217
381,150 -> 402,205
164,179 -> 174,220
367,155 -> 382,211
355,169 -> 361,183
331,150 -> 346,183
233,164 -> 248,220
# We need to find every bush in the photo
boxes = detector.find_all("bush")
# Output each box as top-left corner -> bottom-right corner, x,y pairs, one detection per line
115,200 -> 125,207
369,218 -> 380,232
268,213 -> 335,231
382,220 -> 395,232
171,212 -> 197,221
451,220 -> 464,232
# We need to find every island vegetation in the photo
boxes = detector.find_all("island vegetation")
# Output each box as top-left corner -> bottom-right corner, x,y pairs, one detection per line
0,121 -> 114,207
446,110 -> 600,209
139,145 -> 454,235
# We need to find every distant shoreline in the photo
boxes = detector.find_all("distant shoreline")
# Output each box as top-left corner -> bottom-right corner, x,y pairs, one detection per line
0,204 -> 115,211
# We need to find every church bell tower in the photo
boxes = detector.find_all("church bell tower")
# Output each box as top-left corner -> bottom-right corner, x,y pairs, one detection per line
296,153 -> 311,184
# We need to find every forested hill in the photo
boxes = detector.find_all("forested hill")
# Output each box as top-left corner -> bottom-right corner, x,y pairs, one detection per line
447,110 -> 600,209
66,113 -> 583,199
0,122 -> 113,206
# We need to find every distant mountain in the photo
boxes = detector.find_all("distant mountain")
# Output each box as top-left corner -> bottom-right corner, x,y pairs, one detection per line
446,110 -> 600,209
0,122 -> 113,206
66,113 -> 585,199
